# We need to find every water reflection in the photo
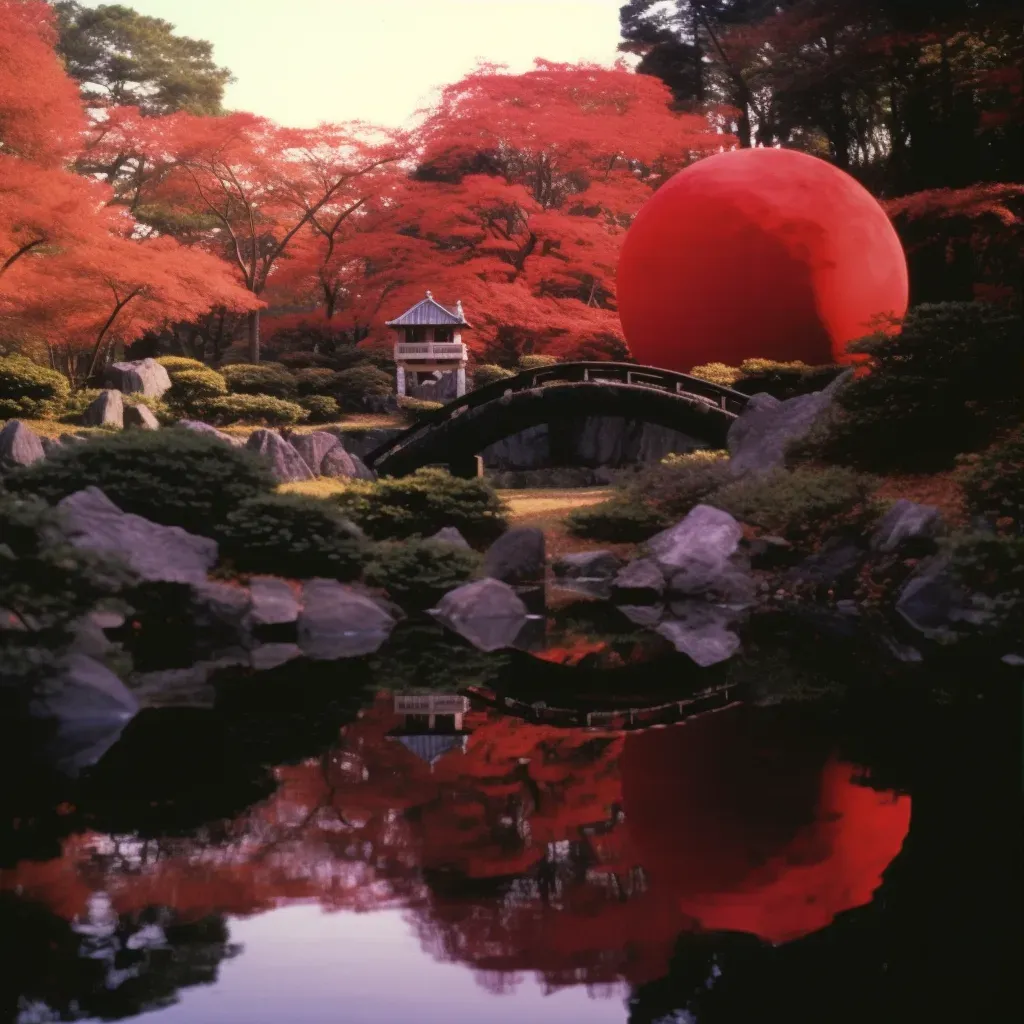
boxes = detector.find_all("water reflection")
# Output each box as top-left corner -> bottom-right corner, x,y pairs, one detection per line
1,697 -> 913,1021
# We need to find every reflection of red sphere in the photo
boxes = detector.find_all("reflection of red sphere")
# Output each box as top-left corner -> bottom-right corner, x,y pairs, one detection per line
617,148 -> 909,371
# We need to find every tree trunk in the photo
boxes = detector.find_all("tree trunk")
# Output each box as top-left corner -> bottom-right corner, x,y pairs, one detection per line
247,308 -> 261,363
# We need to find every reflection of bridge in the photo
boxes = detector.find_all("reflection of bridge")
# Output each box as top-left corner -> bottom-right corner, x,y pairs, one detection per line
463,682 -> 742,732
365,362 -> 751,477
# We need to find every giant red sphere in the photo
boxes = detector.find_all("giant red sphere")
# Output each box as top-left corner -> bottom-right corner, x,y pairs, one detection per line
617,148 -> 909,370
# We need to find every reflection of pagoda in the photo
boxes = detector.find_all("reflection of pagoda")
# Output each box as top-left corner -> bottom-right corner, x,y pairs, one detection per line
389,694 -> 473,768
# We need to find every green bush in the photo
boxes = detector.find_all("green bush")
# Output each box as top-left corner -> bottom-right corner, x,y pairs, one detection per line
202,393 -> 307,426
57,389 -> 174,425
123,393 -> 175,425
0,492 -> 134,684
58,388 -> 102,423
623,450 -> 732,521
567,497 -> 670,542
0,356 -> 70,419
6,428 -> 276,535
332,364 -> 394,411
958,427 -> 1024,527
333,467 -> 508,546
471,364 -> 516,389
733,359 -> 842,399
216,494 -> 367,580
518,354 -> 559,370
689,362 -> 741,387
398,396 -> 443,422
165,366 -> 228,414
222,362 -> 298,399
294,367 -> 339,396
155,356 -> 206,375
790,302 -> 1023,472
710,466 -> 877,543
363,539 -> 481,610
946,531 -> 1024,641
298,394 -> 340,423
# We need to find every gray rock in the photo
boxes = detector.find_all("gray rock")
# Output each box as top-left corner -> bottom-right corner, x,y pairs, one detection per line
177,420 -> 242,446
41,436 -> 62,456
30,653 -> 139,776
431,577 -> 529,652
786,537 -> 864,588
656,603 -> 741,667
191,580 -> 253,635
427,527 -> 472,550
332,427 -> 403,460
1002,653 -> 1024,667
69,616 -> 115,659
482,424 -> 550,470
123,403 -> 160,430
297,579 -> 395,659
612,557 -> 667,598
107,358 -> 172,398
0,419 -> 45,466
131,651 -> 249,710
870,499 -> 942,553
250,643 -> 303,672
318,444 -> 359,479
56,487 -> 217,585
617,604 -> 665,627
249,576 -> 300,626
81,389 -> 124,428
553,550 -> 623,580
291,431 -> 343,476
668,563 -> 757,605
895,556 -> 976,641
246,428 -> 315,483
483,527 -> 546,585
727,371 -> 851,477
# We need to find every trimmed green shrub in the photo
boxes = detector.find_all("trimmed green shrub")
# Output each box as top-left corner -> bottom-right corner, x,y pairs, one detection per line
790,302 -> 1023,472
625,450 -> 732,521
398,396 -> 443,422
295,367 -> 339,396
689,362 -> 741,387
471,364 -> 515,389
123,393 -> 175,425
155,356 -> 206,375
733,359 -> 843,399
298,394 -> 340,423
710,466 -> 877,543
216,494 -> 367,580
202,394 -> 307,426
332,364 -> 394,411
222,362 -> 298,399
6,428 -> 276,535
58,388 -> 102,423
165,366 -> 228,415
958,427 -> 1024,527
363,539 -> 481,610
567,497 -> 670,542
0,356 -> 70,419
518,354 -> 559,370
332,467 -> 508,546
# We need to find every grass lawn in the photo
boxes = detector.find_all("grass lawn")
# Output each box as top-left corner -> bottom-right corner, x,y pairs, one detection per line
0,419 -> 110,440
220,412 -> 408,438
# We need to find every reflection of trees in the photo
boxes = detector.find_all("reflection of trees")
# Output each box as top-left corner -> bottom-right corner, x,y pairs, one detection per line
0,893 -> 238,1023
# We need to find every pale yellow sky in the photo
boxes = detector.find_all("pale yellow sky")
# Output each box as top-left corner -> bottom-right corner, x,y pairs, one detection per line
85,0 -> 633,128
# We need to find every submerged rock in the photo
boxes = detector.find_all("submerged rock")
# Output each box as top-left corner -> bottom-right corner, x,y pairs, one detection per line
727,371 -> 851,477
30,653 -> 139,776
483,527 -> 546,585
553,550 -> 623,580
612,557 -> 666,599
431,577 -> 529,652
297,579 -> 395,659
246,429 -> 315,483
657,603 -> 742,667
290,431 -> 343,476
0,419 -> 45,467
56,487 -> 217,585
107,358 -> 172,398
81,389 -> 124,428
248,576 -> 300,626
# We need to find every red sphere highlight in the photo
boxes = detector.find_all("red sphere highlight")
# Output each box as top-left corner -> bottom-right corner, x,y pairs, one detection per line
617,148 -> 909,371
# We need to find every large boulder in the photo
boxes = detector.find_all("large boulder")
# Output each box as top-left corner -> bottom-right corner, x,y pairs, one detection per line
290,431 -> 343,476
56,487 -> 217,585
123,403 -> 160,430
431,577 -> 529,652
248,576 -> 301,627
107,358 -> 172,398
483,527 -> 546,585
177,419 -> 243,446
81,389 -> 124,428
612,557 -> 667,599
30,653 -> 139,776
727,371 -> 851,477
657,603 -> 742,667
553,550 -> 623,580
870,499 -> 942,553
321,444 -> 368,480
297,579 -> 395,659
190,580 -> 253,639
0,419 -> 45,467
246,428 -> 315,483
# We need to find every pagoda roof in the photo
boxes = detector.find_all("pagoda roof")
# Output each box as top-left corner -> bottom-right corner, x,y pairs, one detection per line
386,291 -> 469,327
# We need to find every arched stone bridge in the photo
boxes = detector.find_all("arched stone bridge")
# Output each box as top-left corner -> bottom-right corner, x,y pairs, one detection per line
364,361 -> 750,476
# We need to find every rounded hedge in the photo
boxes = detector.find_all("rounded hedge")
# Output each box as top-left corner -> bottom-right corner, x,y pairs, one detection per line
518,354 -> 559,370
165,367 -> 228,414
294,368 -> 339,396
216,494 -> 367,580
332,364 -> 394,411
0,355 -> 70,419
363,539 -> 480,610
5,428 -> 276,535
298,394 -> 340,423
155,356 -> 207,375
471,364 -> 515,389
202,393 -> 307,426
222,362 -> 298,399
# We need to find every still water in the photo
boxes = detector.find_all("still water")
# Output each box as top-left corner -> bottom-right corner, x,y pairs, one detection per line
1,628 -> 1020,1024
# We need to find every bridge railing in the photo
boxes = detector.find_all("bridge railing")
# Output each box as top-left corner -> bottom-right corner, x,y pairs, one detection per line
367,361 -> 749,469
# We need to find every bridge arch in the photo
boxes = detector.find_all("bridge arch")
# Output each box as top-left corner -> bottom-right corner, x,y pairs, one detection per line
365,362 -> 749,477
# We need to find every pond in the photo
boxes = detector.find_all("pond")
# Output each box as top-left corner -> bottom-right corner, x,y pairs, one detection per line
1,617 -> 1020,1024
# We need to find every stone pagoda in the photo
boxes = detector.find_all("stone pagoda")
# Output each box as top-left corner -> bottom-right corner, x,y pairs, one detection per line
386,290 -> 470,398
